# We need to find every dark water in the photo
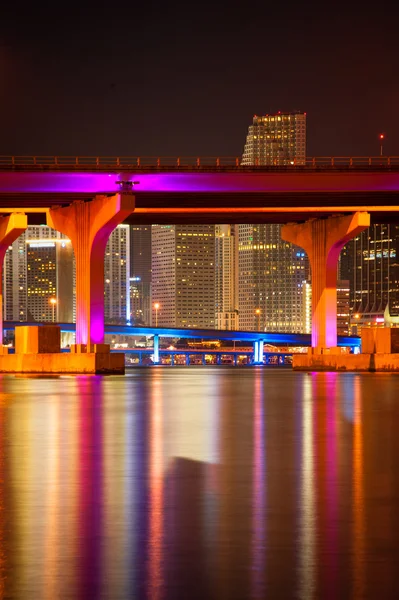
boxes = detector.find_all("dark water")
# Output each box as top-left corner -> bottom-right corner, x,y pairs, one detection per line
1,369 -> 399,599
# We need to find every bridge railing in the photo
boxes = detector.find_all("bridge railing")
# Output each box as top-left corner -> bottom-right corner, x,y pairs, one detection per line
1,156 -> 399,169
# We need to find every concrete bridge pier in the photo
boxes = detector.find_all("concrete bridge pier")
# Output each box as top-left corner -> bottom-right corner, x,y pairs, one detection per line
282,212 -> 370,356
0,214 -> 28,352
44,194 -> 136,373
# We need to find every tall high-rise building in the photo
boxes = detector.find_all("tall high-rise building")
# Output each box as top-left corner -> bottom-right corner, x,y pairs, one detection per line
130,225 -> 152,325
3,224 -> 130,326
215,225 -> 239,330
152,224 -> 215,328
341,225 -> 399,329
3,226 -> 74,323
238,111 -> 308,331
104,224 -> 130,324
242,111 -> 306,166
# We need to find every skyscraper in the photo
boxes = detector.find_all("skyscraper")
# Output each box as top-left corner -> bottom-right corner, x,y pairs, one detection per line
152,224 -> 215,328
238,111 -> 308,331
242,111 -> 306,166
3,226 -> 74,323
341,225 -> 399,329
215,225 -> 239,330
104,224 -> 130,324
3,225 -> 130,326
129,225 -> 152,325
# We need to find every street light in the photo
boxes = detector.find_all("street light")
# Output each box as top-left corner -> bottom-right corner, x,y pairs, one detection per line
154,302 -> 160,327
379,133 -> 385,156
49,297 -> 57,323
255,308 -> 261,331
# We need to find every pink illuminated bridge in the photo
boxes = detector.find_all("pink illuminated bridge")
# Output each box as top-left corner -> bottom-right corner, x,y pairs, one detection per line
1,156 -> 399,224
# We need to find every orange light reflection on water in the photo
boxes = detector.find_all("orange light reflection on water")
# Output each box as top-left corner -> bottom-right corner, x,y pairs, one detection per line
352,376 -> 365,599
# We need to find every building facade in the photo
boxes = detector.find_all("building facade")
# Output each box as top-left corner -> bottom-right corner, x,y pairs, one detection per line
3,226 -> 74,323
215,225 -> 239,330
3,224 -> 130,326
341,224 -> 399,331
238,225 -> 308,331
130,224 -> 152,325
242,111 -> 306,166
152,224 -> 215,328
238,111 -> 308,331
104,224 -> 130,324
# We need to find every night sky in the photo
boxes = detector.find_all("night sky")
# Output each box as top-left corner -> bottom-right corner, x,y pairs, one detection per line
1,0 -> 398,158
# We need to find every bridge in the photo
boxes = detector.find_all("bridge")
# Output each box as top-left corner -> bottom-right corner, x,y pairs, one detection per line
0,156 -> 395,372
1,156 -> 399,224
3,322 -> 361,366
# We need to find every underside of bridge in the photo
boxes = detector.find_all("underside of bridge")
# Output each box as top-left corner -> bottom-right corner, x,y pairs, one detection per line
0,192 -> 398,225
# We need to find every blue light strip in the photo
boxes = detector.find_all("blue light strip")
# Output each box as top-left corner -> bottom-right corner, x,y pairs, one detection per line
3,322 -> 361,348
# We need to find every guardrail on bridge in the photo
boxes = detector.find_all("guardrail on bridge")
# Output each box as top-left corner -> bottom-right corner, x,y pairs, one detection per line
1,156 -> 399,169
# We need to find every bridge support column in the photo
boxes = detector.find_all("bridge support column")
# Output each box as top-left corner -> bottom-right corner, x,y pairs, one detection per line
282,213 -> 370,353
253,340 -> 264,364
153,335 -> 160,364
0,214 -> 28,350
47,194 -> 135,347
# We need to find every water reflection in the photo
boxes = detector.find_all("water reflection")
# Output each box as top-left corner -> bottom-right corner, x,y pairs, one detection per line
298,375 -> 316,600
251,370 -> 266,598
148,373 -> 164,599
0,371 -> 399,598
352,375 -> 365,600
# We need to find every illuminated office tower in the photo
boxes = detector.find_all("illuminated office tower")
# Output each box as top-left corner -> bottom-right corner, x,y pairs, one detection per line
242,111 -> 306,166
238,225 -> 307,331
341,224 -> 399,329
302,280 -> 312,334
238,111 -> 308,331
130,225 -> 152,325
215,225 -> 239,330
152,224 -> 215,328
104,224 -> 130,324
3,226 -> 74,323
337,280 -> 350,335
4,224 -> 130,326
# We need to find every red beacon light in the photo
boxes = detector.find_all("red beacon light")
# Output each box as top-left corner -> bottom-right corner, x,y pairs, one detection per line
379,133 -> 385,140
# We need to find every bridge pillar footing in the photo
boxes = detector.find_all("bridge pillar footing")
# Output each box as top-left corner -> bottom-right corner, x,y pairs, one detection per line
282,213 -> 370,352
47,194 -> 135,347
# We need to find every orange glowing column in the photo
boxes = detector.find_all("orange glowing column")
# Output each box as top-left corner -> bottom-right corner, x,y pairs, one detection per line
282,213 -> 369,352
47,194 -> 135,346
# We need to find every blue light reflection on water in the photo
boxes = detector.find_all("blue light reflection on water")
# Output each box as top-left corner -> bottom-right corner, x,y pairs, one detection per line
1,370 -> 399,599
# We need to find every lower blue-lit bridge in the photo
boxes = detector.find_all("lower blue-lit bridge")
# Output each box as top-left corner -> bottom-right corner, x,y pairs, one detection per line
4,322 -> 361,366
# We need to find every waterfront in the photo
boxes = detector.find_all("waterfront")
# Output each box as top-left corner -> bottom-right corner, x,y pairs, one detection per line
1,369 -> 399,599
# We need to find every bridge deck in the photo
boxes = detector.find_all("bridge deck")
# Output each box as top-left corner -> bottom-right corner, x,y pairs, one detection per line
1,158 -> 399,223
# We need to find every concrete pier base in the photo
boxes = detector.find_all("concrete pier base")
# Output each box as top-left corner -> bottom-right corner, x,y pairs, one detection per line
0,352 -> 125,374
1,325 -> 125,374
293,353 -> 399,372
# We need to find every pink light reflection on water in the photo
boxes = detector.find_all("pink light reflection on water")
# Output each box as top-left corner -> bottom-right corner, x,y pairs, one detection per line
251,370 -> 266,598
